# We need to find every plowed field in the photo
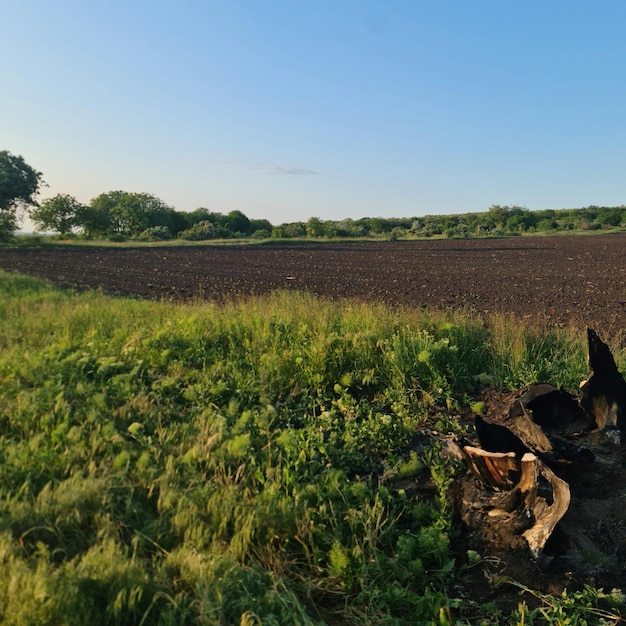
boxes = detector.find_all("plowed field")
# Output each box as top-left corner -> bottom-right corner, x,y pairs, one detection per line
1,234 -> 625,333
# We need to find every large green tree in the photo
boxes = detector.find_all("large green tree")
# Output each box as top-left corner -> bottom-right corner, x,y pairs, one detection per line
224,209 -> 251,235
305,216 -> 326,237
30,193 -> 84,235
87,191 -> 177,239
0,150 -> 45,240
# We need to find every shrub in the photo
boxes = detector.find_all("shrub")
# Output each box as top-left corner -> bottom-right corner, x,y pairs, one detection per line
179,220 -> 220,240
135,226 -> 172,241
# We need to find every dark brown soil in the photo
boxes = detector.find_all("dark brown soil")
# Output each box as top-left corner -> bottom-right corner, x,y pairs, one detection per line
1,234 -> 625,333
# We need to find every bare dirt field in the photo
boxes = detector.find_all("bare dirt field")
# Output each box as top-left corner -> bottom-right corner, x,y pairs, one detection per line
1,233 -> 625,334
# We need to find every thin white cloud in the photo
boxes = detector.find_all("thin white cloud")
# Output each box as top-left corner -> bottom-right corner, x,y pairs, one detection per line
267,166 -> 318,175
261,165 -> 319,176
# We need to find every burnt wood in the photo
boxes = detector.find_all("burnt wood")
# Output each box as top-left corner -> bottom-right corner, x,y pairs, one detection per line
460,328 -> 625,559
580,327 -> 626,431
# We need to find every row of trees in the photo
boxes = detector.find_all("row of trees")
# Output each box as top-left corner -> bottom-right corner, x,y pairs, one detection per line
274,204 -> 626,239
30,192 -> 273,241
2,150 -> 625,242
25,195 -> 626,242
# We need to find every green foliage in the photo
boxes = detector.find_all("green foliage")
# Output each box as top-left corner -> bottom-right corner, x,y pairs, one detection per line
508,581 -> 624,625
86,191 -> 177,240
30,193 -> 85,235
136,225 -> 173,241
268,204 -> 626,241
17,180 -> 626,244
4,145 -> 623,244
0,273 -> 622,624
271,221 -> 307,238
487,315 -> 589,390
178,208 -> 266,240
179,219 -> 221,241
0,150 -> 45,241
306,216 -> 326,237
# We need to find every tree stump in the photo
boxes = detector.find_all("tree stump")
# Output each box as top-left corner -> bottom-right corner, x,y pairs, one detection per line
458,328 -> 625,559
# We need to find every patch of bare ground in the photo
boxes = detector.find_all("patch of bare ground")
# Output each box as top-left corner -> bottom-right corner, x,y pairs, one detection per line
1,234 -> 625,335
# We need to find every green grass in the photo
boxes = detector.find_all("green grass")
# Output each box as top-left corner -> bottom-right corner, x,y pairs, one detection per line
0,271 -> 623,625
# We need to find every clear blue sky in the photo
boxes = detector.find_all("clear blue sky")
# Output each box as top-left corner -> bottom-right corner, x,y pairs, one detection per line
3,1 -> 626,227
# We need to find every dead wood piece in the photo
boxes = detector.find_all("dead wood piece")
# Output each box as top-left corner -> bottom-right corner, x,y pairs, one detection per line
518,452 -> 539,510
519,384 -> 594,435
579,328 -> 626,431
506,401 -> 554,454
474,414 -> 529,457
521,460 -> 570,558
474,400 -> 554,459
457,327 -> 624,563
460,447 -> 571,557
462,445 -> 519,490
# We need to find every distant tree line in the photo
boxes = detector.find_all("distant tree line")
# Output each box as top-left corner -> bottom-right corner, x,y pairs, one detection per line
32,197 -> 626,242
2,150 -> 626,242
273,204 -> 626,240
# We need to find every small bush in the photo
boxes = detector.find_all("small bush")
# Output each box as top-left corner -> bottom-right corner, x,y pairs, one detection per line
135,226 -> 172,241
179,220 -> 221,241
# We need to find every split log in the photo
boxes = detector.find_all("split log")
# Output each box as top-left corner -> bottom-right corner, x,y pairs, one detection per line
460,446 -> 570,557
519,458 -> 570,559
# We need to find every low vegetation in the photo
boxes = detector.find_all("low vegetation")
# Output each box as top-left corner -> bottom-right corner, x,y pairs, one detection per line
27,198 -> 626,243
1,271 -> 624,624
272,204 -> 626,241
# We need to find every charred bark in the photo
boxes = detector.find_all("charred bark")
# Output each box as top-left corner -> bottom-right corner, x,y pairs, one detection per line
458,328 -> 625,559
580,327 -> 626,431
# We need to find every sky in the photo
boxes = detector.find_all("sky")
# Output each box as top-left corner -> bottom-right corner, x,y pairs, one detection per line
2,1 -> 626,228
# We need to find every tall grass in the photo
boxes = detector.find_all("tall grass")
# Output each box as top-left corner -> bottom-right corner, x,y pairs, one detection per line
0,271 -> 622,625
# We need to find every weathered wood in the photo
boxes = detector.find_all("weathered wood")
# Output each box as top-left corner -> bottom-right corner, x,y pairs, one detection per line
474,413 -> 529,457
462,445 -> 519,490
521,457 -> 570,558
505,400 -> 554,454
579,327 -> 626,431
475,387 -> 596,462
459,328 -> 623,560
460,446 -> 571,557
518,383 -> 594,436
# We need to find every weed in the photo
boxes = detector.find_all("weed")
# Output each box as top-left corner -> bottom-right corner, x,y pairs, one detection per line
0,271 -> 616,624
